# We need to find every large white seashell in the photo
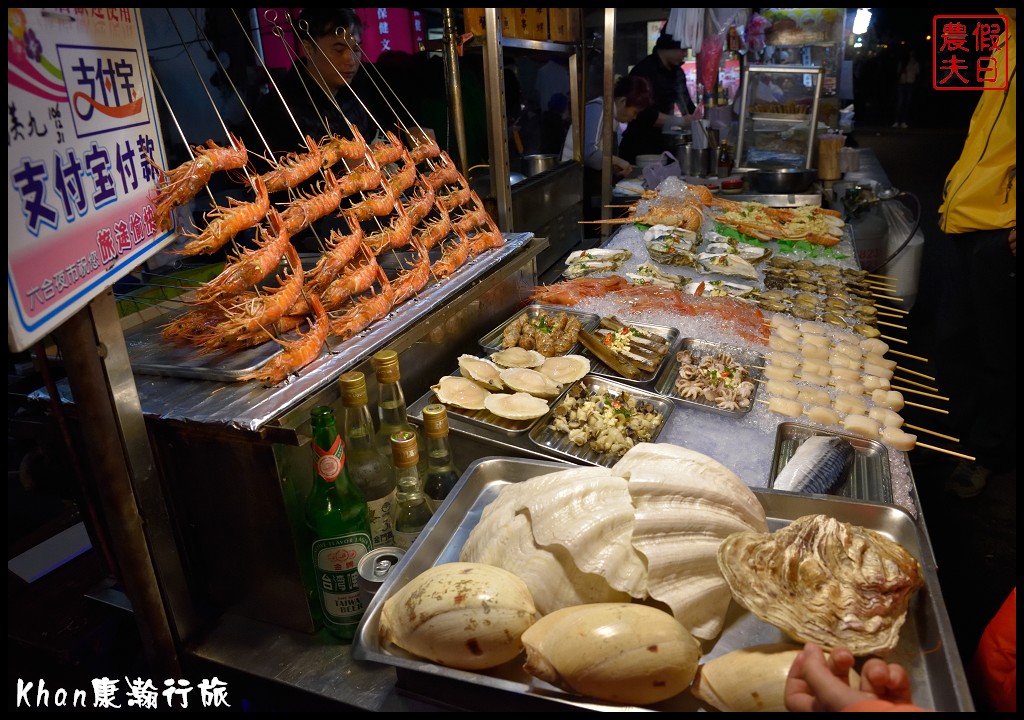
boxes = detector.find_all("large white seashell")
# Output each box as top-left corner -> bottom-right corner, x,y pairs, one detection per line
612,443 -> 768,641
432,375 -> 491,410
537,354 -> 591,385
717,514 -> 924,656
457,354 -> 504,390
459,468 -> 631,614
489,346 -> 546,368
692,642 -> 859,712
378,562 -> 539,670
484,392 -> 550,420
498,367 -> 563,398
521,603 -> 701,705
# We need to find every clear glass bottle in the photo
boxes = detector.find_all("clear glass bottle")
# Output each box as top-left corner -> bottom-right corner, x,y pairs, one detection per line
305,406 -> 372,642
372,349 -> 427,479
421,403 -> 461,513
338,371 -> 396,549
389,430 -> 433,550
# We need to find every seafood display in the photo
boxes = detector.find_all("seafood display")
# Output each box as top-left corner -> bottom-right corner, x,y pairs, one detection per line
545,382 -> 665,457
717,514 -> 924,655
562,248 -> 632,279
498,308 -> 586,357
771,435 -> 855,495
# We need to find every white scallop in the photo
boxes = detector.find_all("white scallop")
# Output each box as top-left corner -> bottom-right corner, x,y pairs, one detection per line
489,346 -> 546,368
485,392 -> 551,420
432,376 -> 491,410
499,367 -> 563,398
537,354 -> 591,385
457,354 -> 504,390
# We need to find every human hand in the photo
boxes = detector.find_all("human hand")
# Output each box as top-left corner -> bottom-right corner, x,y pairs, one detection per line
612,157 -> 633,178
784,643 -> 914,712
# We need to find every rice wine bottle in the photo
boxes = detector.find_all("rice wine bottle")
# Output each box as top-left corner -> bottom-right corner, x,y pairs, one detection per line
338,371 -> 397,548
389,431 -> 433,550
372,350 -> 427,479
305,406 -> 372,642
421,403 -> 461,512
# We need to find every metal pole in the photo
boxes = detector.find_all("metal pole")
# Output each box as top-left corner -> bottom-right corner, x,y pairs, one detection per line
441,8 -> 469,172
52,288 -> 196,678
600,9 -> 616,241
482,7 -> 512,230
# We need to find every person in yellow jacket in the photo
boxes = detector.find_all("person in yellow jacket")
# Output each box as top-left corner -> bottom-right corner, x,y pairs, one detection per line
936,9 -> 1016,498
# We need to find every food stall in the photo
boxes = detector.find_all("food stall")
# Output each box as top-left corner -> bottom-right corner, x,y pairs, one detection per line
11,7 -> 971,713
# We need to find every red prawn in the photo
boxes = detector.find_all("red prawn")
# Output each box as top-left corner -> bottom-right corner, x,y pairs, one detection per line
346,182 -> 396,223
430,226 -> 473,279
280,168 -> 343,236
191,208 -> 292,303
236,294 -> 330,386
149,133 -> 248,231
414,204 -> 452,250
391,237 -> 431,305
337,154 -> 382,199
260,135 -> 323,193
178,174 -> 271,256
317,246 -> 383,311
369,130 -> 404,167
320,126 -> 368,168
329,268 -> 395,342
402,179 -> 435,226
364,202 -> 412,255
306,213 -> 365,293
386,148 -> 417,195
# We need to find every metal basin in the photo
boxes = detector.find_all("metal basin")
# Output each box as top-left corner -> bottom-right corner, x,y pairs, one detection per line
521,153 -> 559,177
748,167 -> 817,194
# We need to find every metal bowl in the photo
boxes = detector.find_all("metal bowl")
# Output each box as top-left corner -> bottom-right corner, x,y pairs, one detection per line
748,168 -> 817,194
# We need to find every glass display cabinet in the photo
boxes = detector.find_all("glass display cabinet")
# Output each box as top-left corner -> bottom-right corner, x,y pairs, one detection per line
735,64 -> 824,170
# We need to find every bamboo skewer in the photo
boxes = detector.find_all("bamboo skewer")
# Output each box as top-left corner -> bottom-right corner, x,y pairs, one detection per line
890,348 -> 928,362
891,385 -> 949,401
905,424 -> 959,442
892,375 -> 939,392
878,320 -> 908,330
881,334 -> 907,345
872,293 -> 905,302
868,273 -> 897,281
914,443 -> 974,461
896,366 -> 935,381
904,399 -> 947,414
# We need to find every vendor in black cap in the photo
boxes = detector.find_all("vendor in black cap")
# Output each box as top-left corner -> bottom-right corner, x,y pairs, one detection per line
617,29 -> 696,164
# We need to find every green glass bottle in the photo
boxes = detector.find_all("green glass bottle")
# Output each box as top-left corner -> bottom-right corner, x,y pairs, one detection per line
339,371 -> 397,549
305,405 -> 372,642
421,403 -> 462,513
389,430 -> 434,550
372,350 -> 428,480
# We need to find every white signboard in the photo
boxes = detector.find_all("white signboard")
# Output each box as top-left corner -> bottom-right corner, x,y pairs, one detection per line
7,7 -> 172,352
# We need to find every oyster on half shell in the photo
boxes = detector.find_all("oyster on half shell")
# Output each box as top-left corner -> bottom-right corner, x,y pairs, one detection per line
457,354 -> 504,390
484,392 -> 550,420
490,346 -> 546,369
537,354 -> 591,385
432,375 -> 491,410
499,367 -> 563,398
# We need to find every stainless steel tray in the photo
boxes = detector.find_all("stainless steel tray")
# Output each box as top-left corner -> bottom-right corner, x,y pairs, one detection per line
768,421 -> 893,506
351,457 -> 971,712
528,375 -> 673,467
409,367 -> 572,438
653,337 -> 764,416
581,321 -> 679,386
478,303 -> 600,356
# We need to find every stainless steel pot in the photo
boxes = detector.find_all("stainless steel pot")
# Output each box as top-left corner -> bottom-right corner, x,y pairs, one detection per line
748,167 -> 817,194
521,154 -> 559,177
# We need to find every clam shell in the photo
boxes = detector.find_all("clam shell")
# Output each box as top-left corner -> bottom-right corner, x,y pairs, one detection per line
498,367 -> 562,398
457,354 -> 504,390
717,514 -> 924,655
692,642 -> 859,712
521,603 -> 701,706
432,375 -> 491,410
459,467 -> 631,614
484,392 -> 550,420
537,354 -> 591,385
489,346 -> 545,368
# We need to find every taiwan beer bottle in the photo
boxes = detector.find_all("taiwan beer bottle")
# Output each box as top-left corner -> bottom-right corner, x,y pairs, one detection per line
372,350 -> 427,479
305,406 -> 373,642
389,430 -> 433,550
421,403 -> 461,513
338,371 -> 397,549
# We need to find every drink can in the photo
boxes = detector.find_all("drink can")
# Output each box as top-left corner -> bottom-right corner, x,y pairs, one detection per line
357,546 -> 406,610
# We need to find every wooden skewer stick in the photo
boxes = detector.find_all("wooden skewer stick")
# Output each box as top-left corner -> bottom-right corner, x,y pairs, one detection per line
905,423 -> 959,442
892,385 -> 949,401
866,280 -> 898,291
578,217 -> 637,225
890,348 -> 928,362
904,399 -> 948,414
892,375 -> 939,392
896,366 -> 935,381
867,272 -> 897,281
881,334 -> 907,345
914,442 -> 974,461
878,320 -> 908,330
875,302 -> 908,314
872,292 -> 905,302
876,309 -> 904,318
